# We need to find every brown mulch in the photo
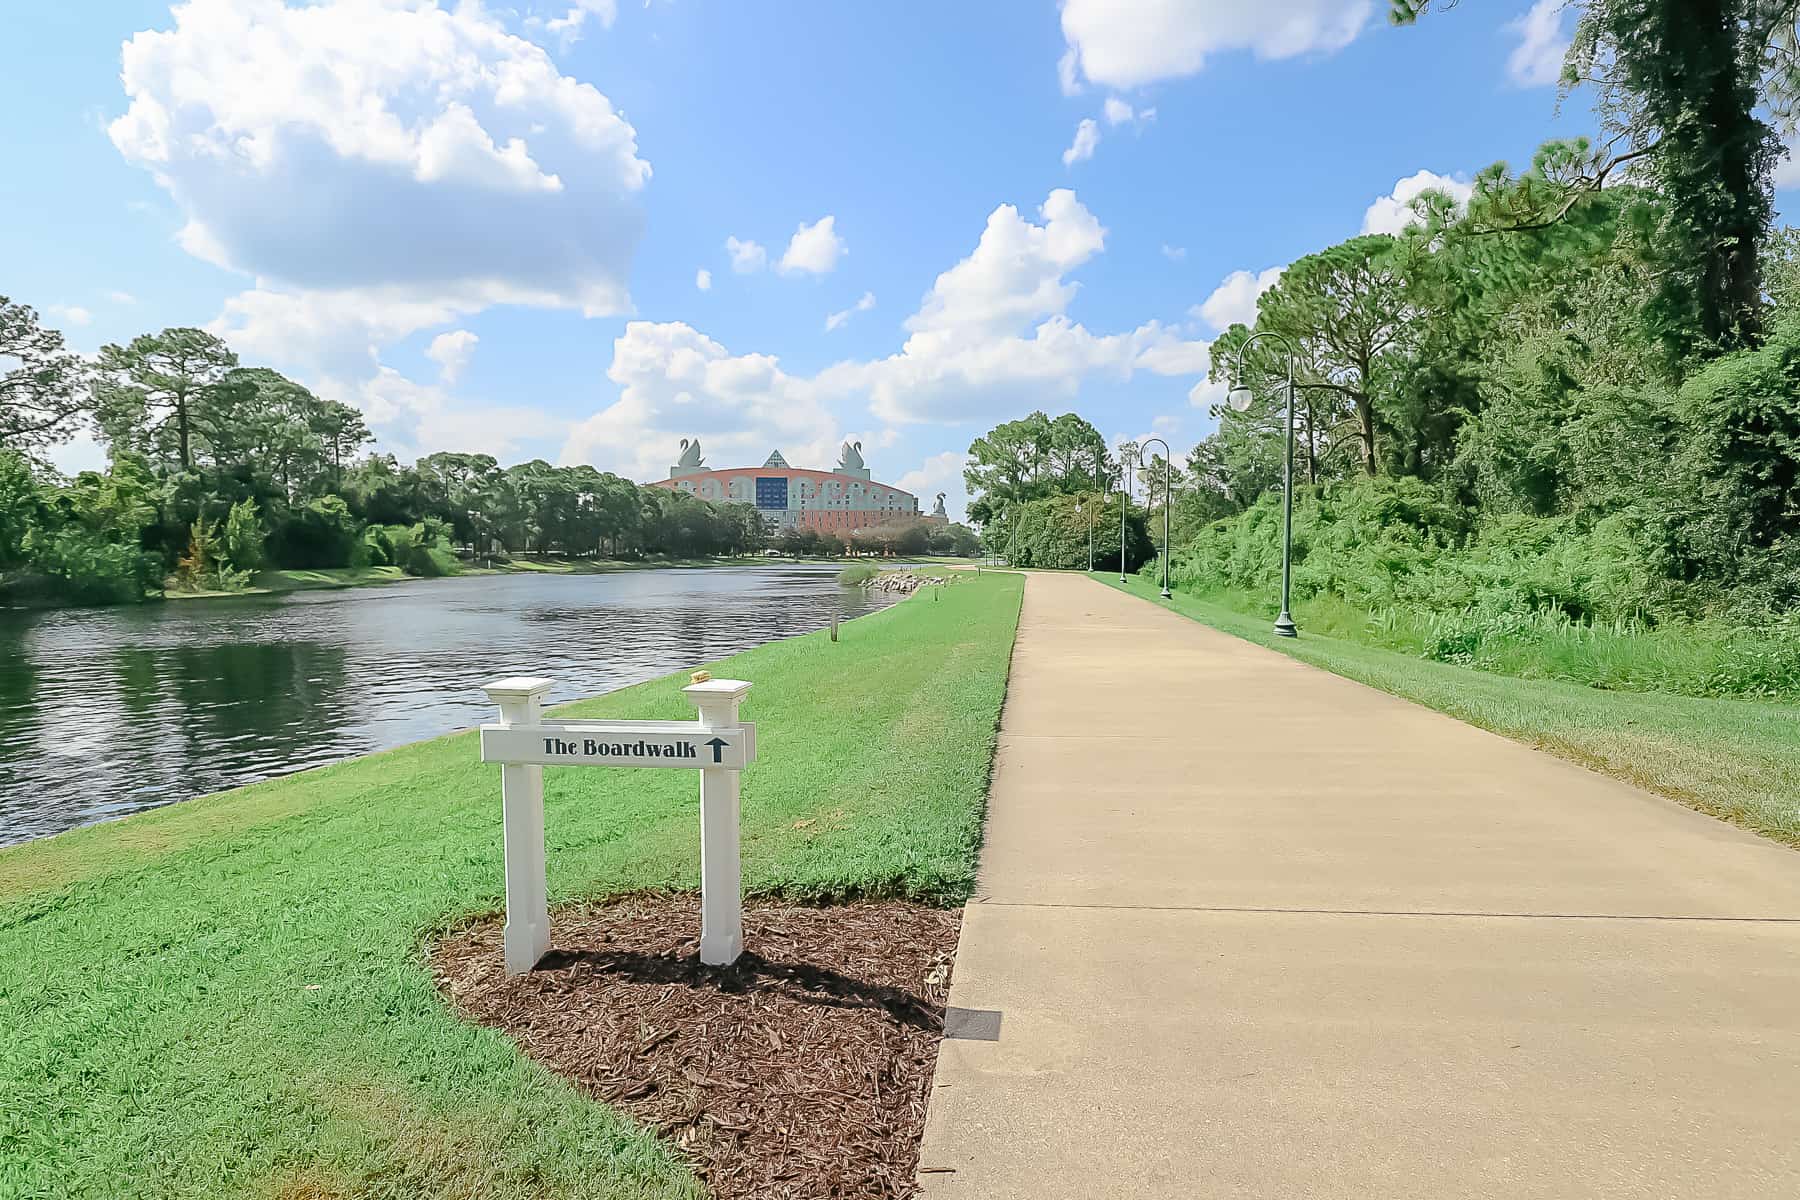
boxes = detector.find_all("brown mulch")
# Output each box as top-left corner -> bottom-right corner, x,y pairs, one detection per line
430,895 -> 961,1200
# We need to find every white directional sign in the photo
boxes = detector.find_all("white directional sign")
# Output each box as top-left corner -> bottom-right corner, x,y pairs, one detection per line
479,675 -> 756,974
481,721 -> 755,770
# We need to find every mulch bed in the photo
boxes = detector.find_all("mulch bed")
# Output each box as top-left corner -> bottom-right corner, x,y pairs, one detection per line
431,895 -> 961,1200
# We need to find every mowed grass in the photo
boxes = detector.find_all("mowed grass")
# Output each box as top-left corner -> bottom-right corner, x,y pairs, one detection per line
1098,574 -> 1800,850
0,573 -> 1023,1200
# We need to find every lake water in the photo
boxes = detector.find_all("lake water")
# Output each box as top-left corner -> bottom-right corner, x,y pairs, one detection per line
0,566 -> 904,847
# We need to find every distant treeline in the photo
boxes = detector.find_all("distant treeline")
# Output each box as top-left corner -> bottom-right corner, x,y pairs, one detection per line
0,314 -> 975,606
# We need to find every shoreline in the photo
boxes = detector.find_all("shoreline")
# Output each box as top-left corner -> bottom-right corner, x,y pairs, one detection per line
160,554 -> 857,603
0,573 -> 1024,1200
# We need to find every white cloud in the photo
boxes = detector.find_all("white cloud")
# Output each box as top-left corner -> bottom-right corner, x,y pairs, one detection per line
1778,143 -> 1800,190
1360,169 -> 1475,235
534,0 -> 618,47
106,290 -> 136,305
112,0 -> 651,351
1059,0 -> 1373,90
1103,97 -> 1156,127
825,291 -> 876,332
1188,374 -> 1229,410
561,321 -> 842,479
902,189 -> 1105,346
778,216 -> 846,276
46,304 -> 93,328
329,363 -> 567,463
426,329 -> 479,385
211,285 -> 480,378
1062,118 -> 1100,167
1505,0 -> 1568,88
897,450 -> 970,522
1057,46 -> 1083,96
1194,266 -> 1283,331
561,190 -> 1215,479
727,236 -> 768,273
695,267 -> 712,291
47,430 -> 109,476
823,189 -> 1210,424
1161,244 -> 1187,262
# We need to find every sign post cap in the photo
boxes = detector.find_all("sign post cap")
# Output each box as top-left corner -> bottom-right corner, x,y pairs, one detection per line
481,676 -> 557,702
681,677 -> 753,702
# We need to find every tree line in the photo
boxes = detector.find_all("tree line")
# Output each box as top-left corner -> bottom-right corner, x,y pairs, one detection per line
960,4 -> 1800,645
0,311 -> 972,606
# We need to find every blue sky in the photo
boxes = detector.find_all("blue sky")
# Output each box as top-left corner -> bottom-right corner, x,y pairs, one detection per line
7,0 -> 1774,519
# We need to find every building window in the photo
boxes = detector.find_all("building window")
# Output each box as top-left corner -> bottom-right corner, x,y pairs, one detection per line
755,476 -> 789,510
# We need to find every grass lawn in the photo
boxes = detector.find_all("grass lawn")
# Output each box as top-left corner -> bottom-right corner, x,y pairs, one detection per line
0,572 -> 1023,1200
1098,573 -> 1800,850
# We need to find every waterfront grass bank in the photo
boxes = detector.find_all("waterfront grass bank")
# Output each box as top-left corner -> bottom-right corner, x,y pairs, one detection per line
0,572 -> 1023,1199
1100,574 -> 1800,849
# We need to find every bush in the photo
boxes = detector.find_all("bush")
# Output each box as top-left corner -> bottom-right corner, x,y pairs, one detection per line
1171,476 -> 1672,625
1001,493 -> 1154,572
222,499 -> 265,573
267,496 -> 362,569
26,526 -> 158,605
1168,476 -> 1800,699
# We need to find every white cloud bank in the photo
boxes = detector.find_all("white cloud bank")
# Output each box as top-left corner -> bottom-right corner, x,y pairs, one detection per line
1058,0 -> 1373,89
112,0 -> 651,384
897,450 -> 970,522
1194,266 -> 1283,332
1361,169 -> 1474,235
1506,0 -> 1569,88
562,190 -> 1214,479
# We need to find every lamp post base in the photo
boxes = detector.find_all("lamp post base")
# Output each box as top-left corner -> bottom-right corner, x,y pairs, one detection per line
1160,588 -> 1172,599
1273,613 -> 1298,638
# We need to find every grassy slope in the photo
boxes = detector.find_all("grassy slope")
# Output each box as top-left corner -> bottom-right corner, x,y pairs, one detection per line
1098,574 -> 1800,849
0,574 -> 1023,1200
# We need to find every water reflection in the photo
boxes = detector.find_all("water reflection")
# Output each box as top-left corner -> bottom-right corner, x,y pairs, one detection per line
0,566 -> 900,846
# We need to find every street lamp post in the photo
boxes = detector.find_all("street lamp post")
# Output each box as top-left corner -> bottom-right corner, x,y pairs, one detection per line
1118,448 -> 1134,584
1138,437 -> 1173,599
1228,332 -> 1299,638
1075,499 -> 1094,572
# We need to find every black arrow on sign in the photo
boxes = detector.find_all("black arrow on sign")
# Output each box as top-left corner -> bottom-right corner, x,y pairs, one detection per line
705,737 -> 728,764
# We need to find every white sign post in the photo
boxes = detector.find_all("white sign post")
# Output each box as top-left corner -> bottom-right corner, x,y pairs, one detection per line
479,674 -> 757,974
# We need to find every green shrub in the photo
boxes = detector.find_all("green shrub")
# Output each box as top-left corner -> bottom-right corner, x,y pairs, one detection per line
221,498 -> 265,573
267,496 -> 361,569
1167,475 -> 1800,700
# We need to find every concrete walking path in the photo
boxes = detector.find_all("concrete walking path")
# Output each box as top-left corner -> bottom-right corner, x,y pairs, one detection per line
917,572 -> 1800,1198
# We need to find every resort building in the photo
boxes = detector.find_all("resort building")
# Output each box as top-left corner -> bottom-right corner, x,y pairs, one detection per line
653,439 -> 924,533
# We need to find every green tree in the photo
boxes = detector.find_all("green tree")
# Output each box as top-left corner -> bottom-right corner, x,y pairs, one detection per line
25,456 -> 162,604
311,399 -> 372,488
1222,235 -> 1417,477
964,411 -> 1113,526
222,498 -> 265,572
1,298 -> 90,452
94,328 -> 238,471
1395,0 -> 1791,347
